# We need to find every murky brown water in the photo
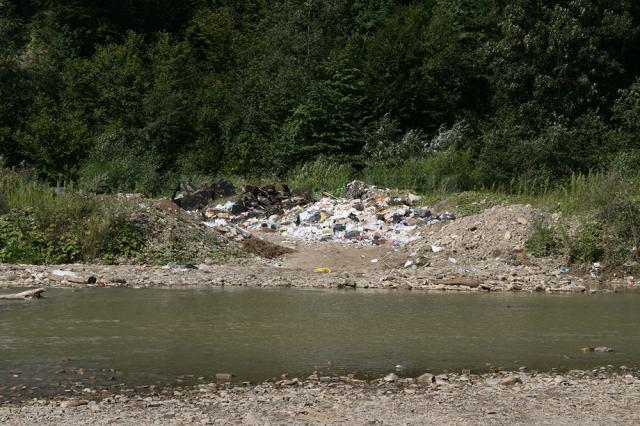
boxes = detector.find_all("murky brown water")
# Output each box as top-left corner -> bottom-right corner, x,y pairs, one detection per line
1,288 -> 639,396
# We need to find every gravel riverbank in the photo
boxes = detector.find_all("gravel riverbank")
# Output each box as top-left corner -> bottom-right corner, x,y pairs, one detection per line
0,260 -> 633,294
2,370 -> 639,425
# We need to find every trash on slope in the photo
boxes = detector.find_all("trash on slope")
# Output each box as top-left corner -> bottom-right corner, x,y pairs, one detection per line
204,180 -> 455,247
172,179 -> 239,211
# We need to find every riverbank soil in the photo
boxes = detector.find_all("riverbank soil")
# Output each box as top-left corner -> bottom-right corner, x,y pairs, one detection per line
0,203 -> 633,292
1,372 -> 639,425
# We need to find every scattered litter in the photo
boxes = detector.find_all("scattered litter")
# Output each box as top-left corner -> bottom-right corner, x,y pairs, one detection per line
45,270 -> 97,284
459,267 -> 470,274
165,263 -> 198,271
314,267 -> 331,273
171,180 -> 238,212
560,266 -> 571,274
590,262 -> 601,277
439,212 -> 456,221
448,258 -> 458,264
404,260 -> 414,268
431,245 -> 444,253
370,259 -> 379,263
205,180 -> 452,247
581,346 -> 615,353
172,182 -> 213,211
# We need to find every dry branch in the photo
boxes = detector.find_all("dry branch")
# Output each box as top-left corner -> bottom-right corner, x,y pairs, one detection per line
0,288 -> 45,300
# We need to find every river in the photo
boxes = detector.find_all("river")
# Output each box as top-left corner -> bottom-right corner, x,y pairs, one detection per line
1,288 -> 638,397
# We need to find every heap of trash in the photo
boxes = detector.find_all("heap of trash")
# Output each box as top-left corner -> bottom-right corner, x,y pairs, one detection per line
203,180 -> 455,246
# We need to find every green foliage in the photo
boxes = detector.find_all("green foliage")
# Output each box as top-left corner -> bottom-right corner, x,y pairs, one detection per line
361,114 -> 428,166
287,157 -> 353,196
2,1 -> 640,193
0,170 -> 142,264
78,126 -> 162,195
520,162 -> 640,268
526,217 -> 560,258
567,223 -> 606,264
362,149 -> 474,194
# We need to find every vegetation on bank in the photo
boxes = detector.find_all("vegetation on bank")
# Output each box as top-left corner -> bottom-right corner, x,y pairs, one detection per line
0,170 -> 234,265
2,154 -> 639,274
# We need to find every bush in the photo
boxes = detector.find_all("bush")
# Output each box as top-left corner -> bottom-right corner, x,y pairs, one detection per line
526,216 -> 560,258
0,169 -> 145,264
361,114 -> 428,166
362,149 -> 474,194
567,223 -> 606,264
78,127 -> 163,195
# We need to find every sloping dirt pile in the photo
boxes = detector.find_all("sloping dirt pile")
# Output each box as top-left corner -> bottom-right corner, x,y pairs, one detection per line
241,238 -> 294,259
98,195 -> 242,265
418,204 -> 538,261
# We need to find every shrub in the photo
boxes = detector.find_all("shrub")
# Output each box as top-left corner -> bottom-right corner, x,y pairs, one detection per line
0,169 -> 146,264
567,223 -> 606,264
78,127 -> 163,195
526,216 -> 560,258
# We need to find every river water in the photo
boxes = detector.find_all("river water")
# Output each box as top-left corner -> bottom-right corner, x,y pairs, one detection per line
1,288 -> 639,395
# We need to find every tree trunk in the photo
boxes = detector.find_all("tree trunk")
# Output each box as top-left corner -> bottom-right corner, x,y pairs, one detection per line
0,288 -> 45,300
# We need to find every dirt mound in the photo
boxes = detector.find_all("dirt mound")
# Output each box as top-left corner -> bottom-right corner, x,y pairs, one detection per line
418,204 -> 538,261
98,195 -> 242,265
242,238 -> 294,259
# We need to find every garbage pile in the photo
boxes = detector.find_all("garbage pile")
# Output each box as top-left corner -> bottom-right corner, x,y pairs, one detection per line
206,180 -> 455,246
172,180 -> 237,211
204,183 -> 309,218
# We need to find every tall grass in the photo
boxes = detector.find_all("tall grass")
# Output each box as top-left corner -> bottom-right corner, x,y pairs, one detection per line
0,170 -> 143,264
287,157 -> 354,196
361,150 -> 473,194
0,170 -> 93,221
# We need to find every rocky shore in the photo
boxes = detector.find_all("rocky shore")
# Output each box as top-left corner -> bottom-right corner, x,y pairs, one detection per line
0,260 -> 634,294
2,370 -> 639,425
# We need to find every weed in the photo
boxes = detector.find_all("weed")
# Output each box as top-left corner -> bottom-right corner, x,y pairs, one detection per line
287,157 -> 353,196
567,222 -> 606,264
526,216 -> 560,258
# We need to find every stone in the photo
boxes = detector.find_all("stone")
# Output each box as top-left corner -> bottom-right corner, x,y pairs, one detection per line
60,400 -> 88,408
383,373 -> 399,383
0,271 -> 18,281
500,376 -> 522,386
215,373 -> 234,381
516,217 -> 528,225
416,373 -> 435,385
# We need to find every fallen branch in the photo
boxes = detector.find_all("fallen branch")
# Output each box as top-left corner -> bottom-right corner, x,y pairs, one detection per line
0,288 -> 45,300
321,191 -> 337,199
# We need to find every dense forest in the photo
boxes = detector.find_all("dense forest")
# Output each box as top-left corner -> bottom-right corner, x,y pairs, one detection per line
1,0 -> 640,194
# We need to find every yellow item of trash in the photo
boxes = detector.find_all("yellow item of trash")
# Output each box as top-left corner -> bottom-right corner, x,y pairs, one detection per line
314,267 -> 331,273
